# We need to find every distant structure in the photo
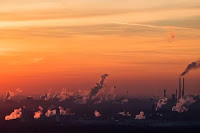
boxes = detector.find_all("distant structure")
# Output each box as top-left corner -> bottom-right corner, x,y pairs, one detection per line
56,107 -> 60,122
182,78 -> 185,97
171,94 -> 176,100
21,106 -> 25,122
164,89 -> 166,98
152,104 -> 155,116
178,77 -> 185,100
178,78 -> 182,100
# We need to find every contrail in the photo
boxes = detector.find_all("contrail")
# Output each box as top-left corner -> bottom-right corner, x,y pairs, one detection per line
109,22 -> 196,30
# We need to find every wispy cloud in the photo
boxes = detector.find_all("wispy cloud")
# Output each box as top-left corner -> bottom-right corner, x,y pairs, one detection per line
0,48 -> 16,55
0,8 -> 199,29
110,22 -> 196,30
32,58 -> 44,63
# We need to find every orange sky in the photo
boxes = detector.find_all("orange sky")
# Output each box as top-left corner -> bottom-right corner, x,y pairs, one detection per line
0,0 -> 200,97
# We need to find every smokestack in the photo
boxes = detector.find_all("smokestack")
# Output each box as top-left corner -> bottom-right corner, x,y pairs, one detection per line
172,94 -> 176,101
56,107 -> 60,122
182,78 -> 185,97
164,89 -> 166,98
175,89 -> 178,101
178,78 -> 182,100
152,104 -> 155,116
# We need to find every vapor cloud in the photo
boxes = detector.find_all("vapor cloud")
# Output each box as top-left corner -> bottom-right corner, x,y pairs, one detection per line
118,111 -> 131,117
34,106 -> 43,119
16,88 -> 23,93
5,108 -> 22,120
94,110 -> 101,117
40,90 -> 51,101
135,111 -> 146,120
172,95 -> 197,113
45,109 -> 56,117
90,74 -> 108,99
3,91 -> 14,101
59,107 -> 71,115
156,98 -> 168,110
45,107 -> 73,118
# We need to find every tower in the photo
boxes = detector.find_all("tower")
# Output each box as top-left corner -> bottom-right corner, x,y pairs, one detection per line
182,78 -> 185,97
178,78 -> 181,100
164,89 -> 166,98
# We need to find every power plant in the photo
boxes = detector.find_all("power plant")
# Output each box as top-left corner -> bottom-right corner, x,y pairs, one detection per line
163,77 -> 185,101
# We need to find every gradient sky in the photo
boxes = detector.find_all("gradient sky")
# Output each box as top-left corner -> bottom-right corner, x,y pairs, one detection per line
0,0 -> 200,97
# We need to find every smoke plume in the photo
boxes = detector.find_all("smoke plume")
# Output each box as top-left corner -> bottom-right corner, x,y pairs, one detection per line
180,60 -> 200,76
16,88 -> 23,93
118,111 -> 131,117
45,109 -> 56,117
94,110 -> 101,117
5,108 -> 22,120
3,91 -> 14,101
105,85 -> 117,101
121,98 -> 129,104
172,95 -> 197,113
156,98 -> 168,110
90,74 -> 108,99
40,91 -> 51,101
34,106 -> 43,119
45,107 -> 73,117
135,111 -> 146,120
59,107 -> 71,115
74,90 -> 89,104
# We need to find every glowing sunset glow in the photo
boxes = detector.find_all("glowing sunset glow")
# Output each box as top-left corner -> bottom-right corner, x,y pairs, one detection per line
0,0 -> 200,97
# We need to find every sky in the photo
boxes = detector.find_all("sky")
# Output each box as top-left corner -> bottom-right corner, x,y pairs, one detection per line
0,0 -> 200,97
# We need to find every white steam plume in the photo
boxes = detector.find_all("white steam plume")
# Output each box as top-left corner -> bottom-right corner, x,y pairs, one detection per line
94,110 -> 101,117
45,109 -> 56,117
5,108 -> 22,120
40,90 -> 51,101
156,98 -> 168,111
45,107 -> 73,117
118,111 -> 131,117
172,95 -> 197,113
135,111 -> 146,120
16,88 -> 23,93
3,91 -> 14,101
34,106 -> 43,119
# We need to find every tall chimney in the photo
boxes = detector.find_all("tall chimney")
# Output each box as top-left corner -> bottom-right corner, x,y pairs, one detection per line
56,107 -> 60,122
164,89 -> 166,98
175,89 -> 177,100
178,78 -> 182,100
152,104 -> 155,116
182,78 -> 185,97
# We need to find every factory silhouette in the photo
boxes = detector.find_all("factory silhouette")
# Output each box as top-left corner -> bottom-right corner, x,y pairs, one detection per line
0,72 -> 200,133
163,77 -> 185,101
0,61 -> 199,133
